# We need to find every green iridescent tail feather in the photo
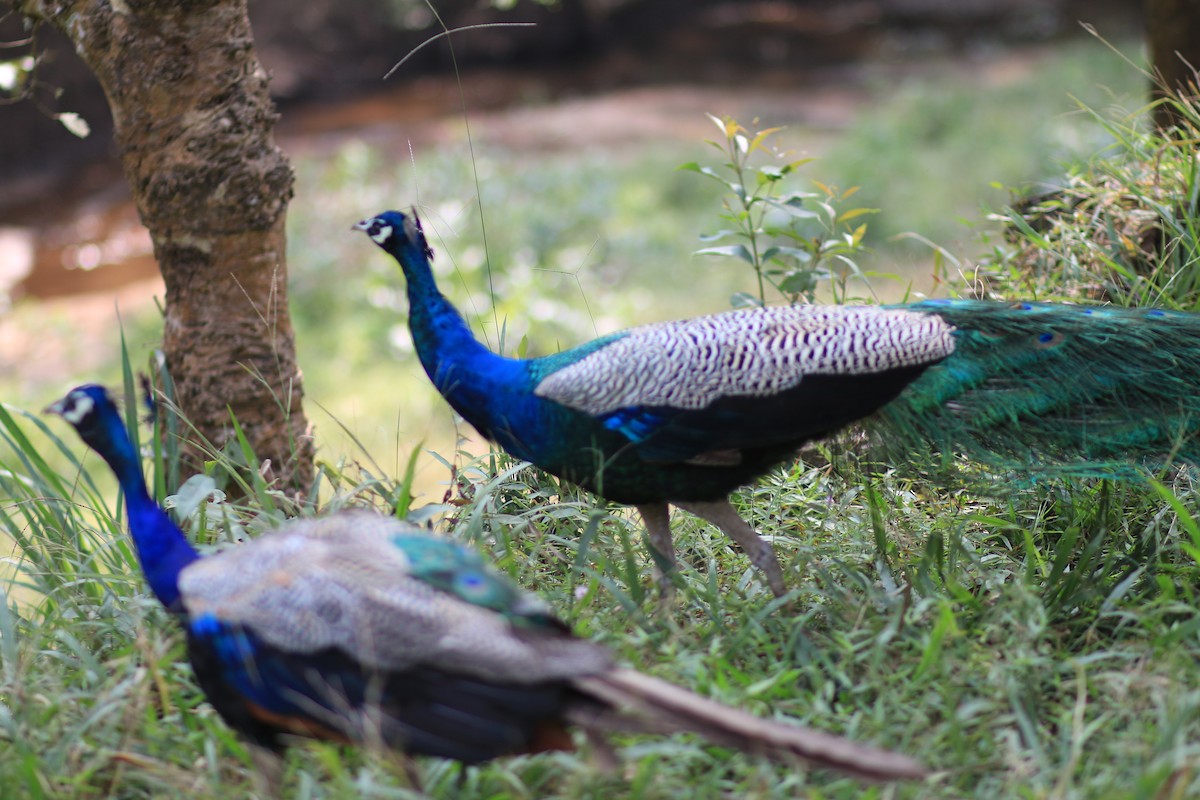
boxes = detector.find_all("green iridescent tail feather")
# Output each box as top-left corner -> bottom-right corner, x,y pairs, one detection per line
868,299 -> 1200,478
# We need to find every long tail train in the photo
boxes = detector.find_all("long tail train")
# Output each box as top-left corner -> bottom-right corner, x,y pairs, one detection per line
871,299 -> 1200,476
571,668 -> 927,782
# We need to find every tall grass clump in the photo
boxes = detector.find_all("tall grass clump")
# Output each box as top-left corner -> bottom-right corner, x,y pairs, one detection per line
973,75 -> 1200,309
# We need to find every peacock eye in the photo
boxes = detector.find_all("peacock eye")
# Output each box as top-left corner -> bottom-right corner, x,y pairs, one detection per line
61,392 -> 95,424
369,222 -> 393,245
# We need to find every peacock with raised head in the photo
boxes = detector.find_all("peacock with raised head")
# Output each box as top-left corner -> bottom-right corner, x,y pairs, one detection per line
356,208 -> 1200,598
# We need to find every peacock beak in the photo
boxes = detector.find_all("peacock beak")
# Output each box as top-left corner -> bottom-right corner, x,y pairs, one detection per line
44,398 -> 67,416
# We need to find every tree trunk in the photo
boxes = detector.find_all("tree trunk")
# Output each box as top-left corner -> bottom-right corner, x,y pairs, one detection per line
1146,0 -> 1200,131
13,0 -> 313,492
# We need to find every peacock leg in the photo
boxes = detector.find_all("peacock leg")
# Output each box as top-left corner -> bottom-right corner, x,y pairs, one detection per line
581,727 -> 621,773
248,744 -> 284,800
399,755 -> 425,793
674,499 -> 787,597
636,502 -> 679,597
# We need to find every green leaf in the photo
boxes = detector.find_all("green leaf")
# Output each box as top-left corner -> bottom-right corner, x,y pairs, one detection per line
1148,479 -> 1200,561
393,441 -> 424,518
771,246 -> 814,263
786,157 -> 817,170
744,668 -> 802,697
914,601 -> 959,679
747,127 -> 784,153
676,162 -> 723,181
696,244 -> 754,264
730,291 -> 763,308
0,404 -> 72,501
779,270 -> 818,295
849,222 -> 869,246
778,190 -> 817,203
166,474 -> 220,521
228,411 -> 276,513
698,229 -> 739,243
767,197 -> 819,219
705,112 -> 727,136
837,207 -> 878,223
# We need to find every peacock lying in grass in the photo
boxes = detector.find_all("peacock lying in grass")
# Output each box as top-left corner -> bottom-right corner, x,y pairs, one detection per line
47,383 -> 927,794
356,209 -> 1200,598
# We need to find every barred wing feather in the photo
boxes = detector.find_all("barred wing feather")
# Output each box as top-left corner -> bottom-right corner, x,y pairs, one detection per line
178,512 -> 612,682
534,305 -> 955,462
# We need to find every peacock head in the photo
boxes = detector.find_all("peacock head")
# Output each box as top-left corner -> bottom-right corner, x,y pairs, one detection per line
46,383 -> 123,452
354,209 -> 434,264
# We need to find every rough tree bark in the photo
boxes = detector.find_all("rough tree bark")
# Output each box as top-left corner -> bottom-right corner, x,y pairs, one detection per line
13,0 -> 313,491
1146,0 -> 1200,130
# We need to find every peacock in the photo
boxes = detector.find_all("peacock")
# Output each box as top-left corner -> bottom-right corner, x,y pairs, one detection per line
47,383 -> 927,794
355,209 -> 1200,598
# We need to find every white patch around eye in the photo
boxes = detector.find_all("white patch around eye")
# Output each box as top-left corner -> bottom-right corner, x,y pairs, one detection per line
62,393 -> 95,425
370,223 -> 393,245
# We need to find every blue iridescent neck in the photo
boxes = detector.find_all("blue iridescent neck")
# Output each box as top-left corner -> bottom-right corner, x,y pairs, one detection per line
87,399 -> 199,612
386,233 -> 518,394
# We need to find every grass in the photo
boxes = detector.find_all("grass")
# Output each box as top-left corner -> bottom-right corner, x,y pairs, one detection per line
970,52 -> 1200,310
5,395 -> 1200,798
4,32 -> 1198,800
